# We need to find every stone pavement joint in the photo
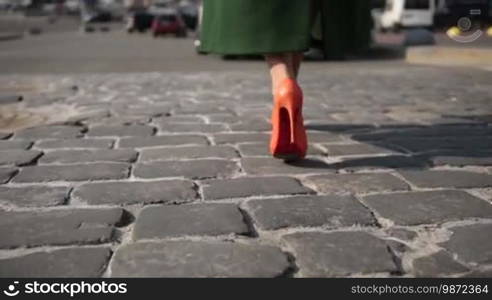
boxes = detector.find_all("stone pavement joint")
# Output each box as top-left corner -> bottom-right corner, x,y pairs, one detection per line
0,67 -> 491,277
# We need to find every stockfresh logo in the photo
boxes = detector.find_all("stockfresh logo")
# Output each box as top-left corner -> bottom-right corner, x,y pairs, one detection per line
3,281 -> 20,297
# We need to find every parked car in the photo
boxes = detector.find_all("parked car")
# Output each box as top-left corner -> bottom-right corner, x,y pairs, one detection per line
380,0 -> 436,31
127,10 -> 153,32
151,9 -> 187,37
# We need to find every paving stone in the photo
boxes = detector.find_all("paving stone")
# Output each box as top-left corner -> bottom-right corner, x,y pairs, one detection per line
155,115 -> 205,124
134,204 -> 248,239
384,137 -> 492,153
386,228 -> 417,241
0,247 -> 112,277
323,143 -> 397,156
174,105 -> 231,115
241,157 -> 335,175
140,146 -> 238,161
238,143 -> 324,157
0,140 -> 32,150
305,173 -> 409,195
157,123 -> 228,133
284,231 -> 397,277
353,127 -> 492,141
13,163 -> 129,182
399,170 -> 492,189
134,160 -> 237,179
0,167 -> 16,183
461,268 -> 492,278
110,241 -> 290,277
0,150 -> 43,166
39,149 -> 138,164
119,135 -> 208,148
213,133 -> 269,145
363,190 -> 492,226
430,155 -> 492,167
245,195 -> 375,230
0,132 -> 11,139
36,138 -> 114,149
203,177 -> 313,200
307,132 -> 346,143
0,186 -> 68,207
0,208 -> 123,248
229,118 -> 271,132
440,223 -> 492,265
14,126 -> 84,140
412,251 -> 469,277
87,125 -> 155,137
333,155 -> 429,170
73,180 -> 196,205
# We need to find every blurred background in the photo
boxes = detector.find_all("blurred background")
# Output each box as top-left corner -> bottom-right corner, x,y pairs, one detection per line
0,0 -> 491,73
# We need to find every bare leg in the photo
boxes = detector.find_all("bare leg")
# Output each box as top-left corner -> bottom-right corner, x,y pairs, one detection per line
265,53 -> 298,95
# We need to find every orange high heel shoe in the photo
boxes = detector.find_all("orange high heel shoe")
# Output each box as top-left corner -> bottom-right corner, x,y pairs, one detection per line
270,78 -> 308,161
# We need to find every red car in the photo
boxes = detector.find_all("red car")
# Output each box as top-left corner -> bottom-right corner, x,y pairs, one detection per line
151,11 -> 187,38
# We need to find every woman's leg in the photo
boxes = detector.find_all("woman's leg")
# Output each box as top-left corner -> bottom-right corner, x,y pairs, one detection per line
265,53 -> 297,94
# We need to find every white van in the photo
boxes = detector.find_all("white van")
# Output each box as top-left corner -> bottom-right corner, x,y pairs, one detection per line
380,0 -> 436,31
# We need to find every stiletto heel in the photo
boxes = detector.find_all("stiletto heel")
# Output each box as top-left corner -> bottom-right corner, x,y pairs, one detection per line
270,78 -> 308,161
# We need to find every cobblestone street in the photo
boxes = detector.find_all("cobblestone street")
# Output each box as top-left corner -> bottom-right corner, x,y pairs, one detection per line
0,63 -> 491,277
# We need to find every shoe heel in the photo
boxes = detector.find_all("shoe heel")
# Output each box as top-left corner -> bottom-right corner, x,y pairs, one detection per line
284,101 -> 296,145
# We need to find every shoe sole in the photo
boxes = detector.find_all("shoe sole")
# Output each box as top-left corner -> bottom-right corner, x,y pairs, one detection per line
273,153 -> 302,163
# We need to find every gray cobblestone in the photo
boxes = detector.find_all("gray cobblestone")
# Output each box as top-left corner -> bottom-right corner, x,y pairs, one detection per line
0,185 -> 68,207
430,155 -> 492,167
39,149 -> 138,164
213,133 -> 269,145
0,208 -> 123,248
229,118 -> 270,132
88,125 -> 155,137
238,143 -> 324,157
411,250 -> 469,277
72,180 -> 197,205
134,160 -> 237,179
133,204 -> 249,239
0,167 -> 16,183
241,157 -> 334,175
305,173 -> 410,195
0,140 -> 32,150
0,150 -> 43,166
440,223 -> 492,265
13,163 -> 130,182
1,68 -> 491,277
0,132 -> 11,139
323,143 -> 397,156
35,138 -> 114,149
203,177 -> 313,200
14,126 -> 84,140
333,155 -> 429,170
399,170 -> 492,189
110,241 -> 290,277
284,231 -> 397,277
119,135 -> 208,148
363,190 -> 492,226
157,123 -> 228,133
245,195 -> 376,230
0,247 -> 112,277
140,146 -> 238,161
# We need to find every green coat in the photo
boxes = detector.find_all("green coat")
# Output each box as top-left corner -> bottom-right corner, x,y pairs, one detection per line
200,0 -> 373,59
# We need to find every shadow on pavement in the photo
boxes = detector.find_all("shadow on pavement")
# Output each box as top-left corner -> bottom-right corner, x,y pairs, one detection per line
301,118 -> 492,170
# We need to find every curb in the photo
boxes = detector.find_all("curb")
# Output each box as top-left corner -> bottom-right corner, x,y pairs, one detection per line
406,46 -> 492,69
